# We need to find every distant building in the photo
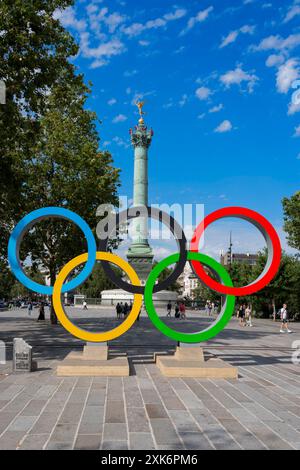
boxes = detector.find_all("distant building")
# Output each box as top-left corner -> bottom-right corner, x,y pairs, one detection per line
220,232 -> 259,267
177,264 -> 200,299
220,252 -> 258,267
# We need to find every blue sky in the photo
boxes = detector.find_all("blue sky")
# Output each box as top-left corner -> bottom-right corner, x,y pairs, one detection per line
54,0 -> 300,260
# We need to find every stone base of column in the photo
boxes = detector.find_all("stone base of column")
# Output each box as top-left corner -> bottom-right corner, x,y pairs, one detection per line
155,346 -> 238,379
126,251 -> 154,282
57,343 -> 129,377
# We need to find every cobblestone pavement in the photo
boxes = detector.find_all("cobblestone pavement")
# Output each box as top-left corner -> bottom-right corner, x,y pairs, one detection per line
0,308 -> 299,450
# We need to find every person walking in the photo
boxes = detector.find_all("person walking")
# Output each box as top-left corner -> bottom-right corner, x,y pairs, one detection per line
279,304 -> 292,333
27,301 -> 33,317
83,300 -> 88,310
175,303 -> 180,319
124,302 -> 129,318
166,302 -> 172,318
179,302 -> 186,320
238,304 -> 246,327
37,301 -> 45,322
205,301 -> 210,316
116,303 -> 122,319
245,305 -> 253,327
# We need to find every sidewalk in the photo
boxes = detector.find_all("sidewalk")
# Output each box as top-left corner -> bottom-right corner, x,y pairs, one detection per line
0,309 -> 299,450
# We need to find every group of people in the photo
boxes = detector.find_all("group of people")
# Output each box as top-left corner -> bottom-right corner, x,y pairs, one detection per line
237,303 -> 292,333
116,302 -> 133,319
205,301 -> 216,316
237,304 -> 253,327
167,301 -> 186,320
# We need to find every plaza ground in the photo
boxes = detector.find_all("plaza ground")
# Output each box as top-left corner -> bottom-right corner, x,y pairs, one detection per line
0,307 -> 299,450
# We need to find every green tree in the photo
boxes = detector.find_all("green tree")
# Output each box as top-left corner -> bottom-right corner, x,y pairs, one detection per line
0,1 -> 121,322
0,0 -> 79,261
21,80 -> 120,323
283,191 -> 300,252
80,264 -> 121,299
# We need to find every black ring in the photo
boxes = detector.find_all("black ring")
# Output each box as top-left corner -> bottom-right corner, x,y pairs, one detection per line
98,206 -> 188,295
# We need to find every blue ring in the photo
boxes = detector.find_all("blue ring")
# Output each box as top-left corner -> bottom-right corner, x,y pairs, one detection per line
8,207 -> 97,295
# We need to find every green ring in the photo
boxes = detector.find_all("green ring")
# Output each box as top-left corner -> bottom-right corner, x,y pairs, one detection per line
144,252 -> 236,343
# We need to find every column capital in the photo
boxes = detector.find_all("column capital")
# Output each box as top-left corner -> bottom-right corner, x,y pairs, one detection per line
129,123 -> 154,149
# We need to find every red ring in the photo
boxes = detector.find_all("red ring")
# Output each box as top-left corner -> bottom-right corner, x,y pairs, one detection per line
190,207 -> 282,296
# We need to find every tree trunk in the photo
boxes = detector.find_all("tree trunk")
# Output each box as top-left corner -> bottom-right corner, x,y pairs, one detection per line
272,299 -> 276,321
50,270 -> 57,325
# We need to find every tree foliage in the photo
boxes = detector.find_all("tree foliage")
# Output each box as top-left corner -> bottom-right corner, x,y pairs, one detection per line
0,1 -> 121,322
283,191 -> 300,252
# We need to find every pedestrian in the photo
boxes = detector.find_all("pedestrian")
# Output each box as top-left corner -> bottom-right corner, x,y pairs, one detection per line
179,302 -> 186,320
208,302 -> 212,317
279,304 -> 292,334
245,305 -> 253,327
83,300 -> 88,310
37,302 -> 45,321
124,302 -> 129,318
175,303 -> 180,319
116,303 -> 122,319
211,302 -> 215,316
238,304 -> 246,327
27,301 -> 33,317
166,301 -> 172,317
205,301 -> 210,316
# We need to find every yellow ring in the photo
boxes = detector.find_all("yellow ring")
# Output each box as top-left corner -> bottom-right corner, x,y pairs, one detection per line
53,252 -> 143,343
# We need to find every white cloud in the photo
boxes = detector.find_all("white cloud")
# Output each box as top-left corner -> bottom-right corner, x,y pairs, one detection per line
220,25 -> 255,48
139,40 -> 150,47
80,33 -> 126,67
105,12 -> 127,33
284,4 -> 300,23
198,113 -> 206,119
220,66 -> 258,92
123,8 -> 186,37
276,59 -> 299,93
112,114 -> 128,123
294,124 -> 300,137
254,34 -> 300,52
54,6 -> 87,32
108,98 -> 117,106
214,120 -> 233,133
179,94 -> 188,107
289,100 -> 300,115
266,54 -> 285,67
195,86 -> 212,101
209,104 -> 224,113
181,6 -> 213,35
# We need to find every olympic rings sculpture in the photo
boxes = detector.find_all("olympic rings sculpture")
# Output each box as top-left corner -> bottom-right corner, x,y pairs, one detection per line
8,206 -> 282,343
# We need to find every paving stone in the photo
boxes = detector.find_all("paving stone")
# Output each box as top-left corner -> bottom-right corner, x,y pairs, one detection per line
46,441 -> 73,450
18,434 -> 49,450
105,400 -> 125,423
103,423 -> 127,441
129,432 -> 156,450
102,440 -> 128,450
50,423 -> 78,442
127,407 -> 151,432
179,431 -> 214,450
29,411 -> 60,434
150,418 -> 181,446
0,431 -> 24,450
74,434 -> 101,450
169,410 -> 199,433
146,404 -> 168,419
8,415 -> 37,432
78,406 -> 104,434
